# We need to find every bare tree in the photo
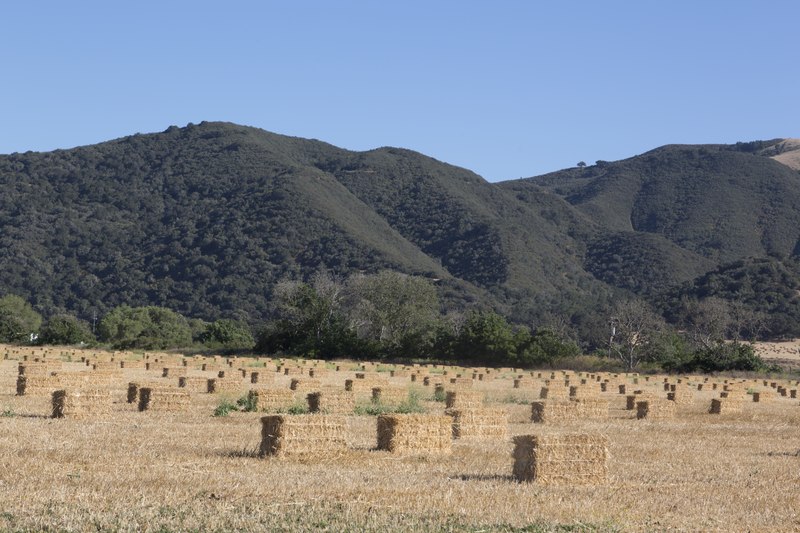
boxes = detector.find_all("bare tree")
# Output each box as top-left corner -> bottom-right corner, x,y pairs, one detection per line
607,299 -> 663,371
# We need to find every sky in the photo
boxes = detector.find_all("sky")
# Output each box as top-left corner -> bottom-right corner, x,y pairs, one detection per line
1,1 -> 798,182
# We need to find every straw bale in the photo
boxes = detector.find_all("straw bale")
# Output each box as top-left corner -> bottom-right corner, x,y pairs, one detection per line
259,415 -> 347,456
93,361 -> 119,371
531,400 -> 578,423
371,387 -> 409,406
208,377 -> 246,394
446,408 -> 507,439
625,391 -> 653,410
445,390 -> 485,409
308,368 -> 329,378
790,389 -> 797,399
52,388 -> 112,419
282,366 -> 306,376
376,414 -> 452,454
248,389 -> 295,412
569,386 -> 599,399
449,377 -> 473,388
120,360 -> 145,369
752,391 -> 773,403
667,389 -> 694,405
17,362 -> 56,376
178,376 -> 210,392
290,378 -> 322,393
540,386 -> 570,400
636,399 -> 676,420
422,376 -> 444,387
391,369 -> 409,377
307,390 -> 356,414
514,378 -> 535,389
709,397 -> 743,414
572,398 -> 609,419
16,374 -> 60,396
512,433 -> 609,484
138,387 -> 190,412
127,381 -> 162,403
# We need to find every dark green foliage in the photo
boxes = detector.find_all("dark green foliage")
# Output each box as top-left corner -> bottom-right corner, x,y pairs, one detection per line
201,319 -> 254,350
236,394 -> 257,413
449,310 -> 520,363
516,329 -> 581,367
38,314 -> 95,345
97,305 -> 192,349
213,399 -> 238,417
0,294 -> 42,343
662,342 -> 766,373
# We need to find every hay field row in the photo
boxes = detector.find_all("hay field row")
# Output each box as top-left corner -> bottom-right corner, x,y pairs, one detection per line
1,345 -> 799,532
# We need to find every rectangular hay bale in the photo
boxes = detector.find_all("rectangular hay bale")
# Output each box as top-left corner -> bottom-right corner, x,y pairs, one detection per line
259,415 -> 346,456
512,433 -> 609,484
377,414 -> 452,454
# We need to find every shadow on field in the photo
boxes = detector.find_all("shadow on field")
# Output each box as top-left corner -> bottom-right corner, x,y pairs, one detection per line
764,449 -> 800,457
218,448 -> 260,459
449,473 -> 515,482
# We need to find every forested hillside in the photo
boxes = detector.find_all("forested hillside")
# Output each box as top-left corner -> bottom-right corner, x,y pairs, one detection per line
1,122 -> 799,342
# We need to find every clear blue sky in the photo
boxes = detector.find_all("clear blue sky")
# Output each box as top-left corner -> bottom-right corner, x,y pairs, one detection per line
1,1 -> 797,182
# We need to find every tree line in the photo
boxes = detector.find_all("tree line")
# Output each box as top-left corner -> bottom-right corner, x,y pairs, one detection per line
0,270 -> 776,373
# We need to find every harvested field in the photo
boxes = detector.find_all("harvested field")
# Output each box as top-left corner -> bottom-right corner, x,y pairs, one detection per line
0,347 -> 799,531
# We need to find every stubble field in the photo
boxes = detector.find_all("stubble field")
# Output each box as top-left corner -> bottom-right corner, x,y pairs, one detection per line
0,346 -> 798,532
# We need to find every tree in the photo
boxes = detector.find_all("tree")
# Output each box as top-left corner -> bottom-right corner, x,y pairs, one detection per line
348,271 -> 440,357
577,161 -> 587,168
98,305 -> 192,349
38,314 -> 95,345
0,294 -> 42,343
606,299 -> 664,371
451,310 -> 520,363
517,329 -> 581,367
202,319 -> 255,350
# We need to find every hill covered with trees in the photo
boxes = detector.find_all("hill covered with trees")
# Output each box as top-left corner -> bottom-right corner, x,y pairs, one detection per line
1,122 -> 799,353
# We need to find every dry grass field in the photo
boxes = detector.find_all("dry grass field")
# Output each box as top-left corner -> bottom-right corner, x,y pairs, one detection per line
1,345 -> 799,532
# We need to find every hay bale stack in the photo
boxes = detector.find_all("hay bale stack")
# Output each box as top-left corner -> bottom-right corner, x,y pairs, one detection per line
636,399 -> 676,420
259,415 -> 347,456
531,400 -> 578,423
446,408 -> 507,439
390,369 -> 409,377
120,360 -> 145,369
127,381 -> 164,403
283,366 -> 306,376
208,377 -> 245,394
572,398 -> 609,419
248,389 -> 295,412
178,376 -> 210,392
512,433 -> 609,485
377,414 -> 452,454
138,387 -> 190,412
445,390 -> 485,409
667,388 -> 694,405
162,367 -> 188,378
308,368 -> 329,378
52,389 -> 112,418
307,390 -> 356,414
710,397 -> 744,414
371,387 -> 409,406
289,378 -> 322,393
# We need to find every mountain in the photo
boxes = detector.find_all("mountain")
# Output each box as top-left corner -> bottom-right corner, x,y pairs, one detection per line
1,122 -> 798,338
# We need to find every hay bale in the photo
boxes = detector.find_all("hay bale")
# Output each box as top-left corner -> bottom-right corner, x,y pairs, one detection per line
752,391 -> 773,403
572,398 -> 609,420
445,390 -> 484,409
636,399 -> 676,420
446,408 -> 507,439
307,390 -> 356,414
710,397 -> 743,414
162,367 -> 188,378
569,385 -> 599,399
377,414 -> 452,454
667,389 -> 694,405
625,391 -> 653,410
512,433 -> 609,484
248,389 -> 295,412
208,378 -> 245,394
289,378 -> 321,393
178,376 -> 210,392
448,377 -> 473,388
531,400 -> 578,423
259,415 -> 347,456
371,387 -> 409,406
138,387 -> 190,412
52,389 -> 112,419
539,386 -> 570,400
16,374 -> 60,396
